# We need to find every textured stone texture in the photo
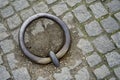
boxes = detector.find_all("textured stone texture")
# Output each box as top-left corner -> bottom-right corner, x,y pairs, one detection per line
114,12 -> 120,22
0,0 -> 9,8
86,0 -> 96,3
75,67 -> 90,80
52,2 -> 68,16
63,12 -> 74,29
105,51 -> 120,67
53,67 -> 72,80
1,6 -> 14,18
94,65 -> 110,79
12,0 -> 30,11
73,5 -> 91,23
101,17 -> 120,33
37,77 -> 47,80
65,0 -> 82,7
106,0 -> 120,12
7,53 -> 18,69
0,65 -> 10,80
20,8 -> 35,21
12,67 -> 31,80
33,2 -> 49,13
86,52 -> 102,67
7,14 -> 22,30
0,55 -> 3,64
0,39 -> 15,53
114,67 -> 120,79
77,39 -> 94,54
85,20 -> 103,36
90,2 -> 108,18
111,32 -> 120,48
109,77 -> 116,80
92,35 -> 115,53
46,0 -> 57,4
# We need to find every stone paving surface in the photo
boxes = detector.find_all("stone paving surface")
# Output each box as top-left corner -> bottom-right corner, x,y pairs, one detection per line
0,0 -> 120,80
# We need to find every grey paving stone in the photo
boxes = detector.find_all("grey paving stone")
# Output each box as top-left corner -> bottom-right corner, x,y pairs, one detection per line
31,21 -> 44,36
0,65 -> 10,80
33,2 -> 49,13
0,23 -> 9,40
46,0 -> 57,4
77,27 -> 84,37
85,20 -> 103,36
105,51 -> 120,67
109,77 -> 116,80
1,6 -> 14,18
77,39 -> 94,54
111,32 -> 120,48
63,12 -> 75,29
12,0 -> 30,11
73,5 -> 91,23
94,65 -> 110,79
37,77 -> 47,80
86,0 -> 96,3
0,39 -> 15,53
7,14 -> 22,30
20,8 -> 35,21
106,0 -> 120,12
114,12 -> 120,22
12,67 -> 31,80
53,67 -> 72,80
114,67 -> 120,79
52,2 -> 68,16
65,0 -> 82,7
75,67 -> 90,80
7,53 -> 18,69
101,17 -> 120,33
89,2 -> 108,18
0,0 -> 9,8
0,55 -> 3,64
86,52 -> 102,67
92,35 -> 115,53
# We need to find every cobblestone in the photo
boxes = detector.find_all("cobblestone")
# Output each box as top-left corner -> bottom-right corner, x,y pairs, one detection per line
12,67 -> 31,80
46,0 -> 57,4
105,51 -> 120,67
89,2 -> 108,18
0,55 -> 3,64
73,5 -> 91,23
0,39 -> 15,53
33,2 -> 49,13
101,17 -> 120,33
0,65 -> 10,80
77,39 -> 94,55
37,77 -> 46,80
86,52 -> 102,67
53,67 -> 72,80
65,0 -> 82,7
7,14 -> 22,30
0,0 -> 9,8
1,6 -> 14,18
106,0 -> 120,12
109,77 -> 116,80
20,8 -> 35,21
0,23 -> 9,40
94,65 -> 110,79
114,67 -> 120,79
92,35 -> 115,53
111,32 -> 120,48
85,20 -> 103,36
114,12 -> 120,22
52,2 -> 68,16
75,67 -> 90,80
63,12 -> 74,29
7,53 -> 18,69
86,0 -> 96,3
12,0 -> 30,11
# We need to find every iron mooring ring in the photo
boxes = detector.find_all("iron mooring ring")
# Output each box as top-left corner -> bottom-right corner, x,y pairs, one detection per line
19,13 -> 71,67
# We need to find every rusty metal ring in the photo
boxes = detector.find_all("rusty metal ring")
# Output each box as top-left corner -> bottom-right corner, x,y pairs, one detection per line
19,13 -> 71,66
